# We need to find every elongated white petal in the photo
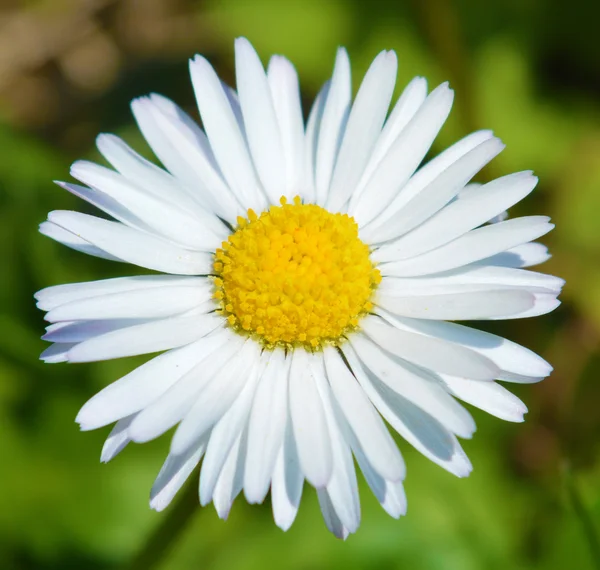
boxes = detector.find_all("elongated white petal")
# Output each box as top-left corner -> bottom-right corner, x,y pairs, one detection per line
315,48 -> 351,205
355,77 -> 428,201
189,54 -> 266,211
45,283 -> 210,322
43,319 -> 148,343
381,171 -> 538,257
442,377 -> 527,422
363,138 -> 506,244
363,129 -> 493,235
323,346 -> 405,481
271,415 -> 304,531
377,310 -> 552,381
483,242 -> 551,268
312,353 -> 360,534
40,342 -> 76,363
200,352 -> 266,506
326,50 -> 397,212
131,96 -> 245,221
57,181 -> 151,235
244,349 -> 290,503
36,275 -> 205,312
69,161 -> 223,249
170,340 -> 261,456
100,415 -> 134,462
350,334 -> 475,438
303,81 -> 329,203
376,215 -> 553,271
40,221 -> 120,261
317,488 -> 349,540
95,133 -> 206,216
235,38 -> 286,204
350,441 -> 407,518
344,343 -> 472,476
377,289 -> 535,320
150,436 -> 209,512
48,211 -> 213,275
66,313 -> 221,362
128,331 -> 241,443
288,349 -> 333,487
378,265 -> 564,296
361,315 -> 499,379
267,55 -> 305,199
350,83 -> 455,226
212,431 -> 246,520
76,336 -> 221,430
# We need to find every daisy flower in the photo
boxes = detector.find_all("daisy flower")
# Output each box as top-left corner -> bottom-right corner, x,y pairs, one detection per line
36,37 -> 563,538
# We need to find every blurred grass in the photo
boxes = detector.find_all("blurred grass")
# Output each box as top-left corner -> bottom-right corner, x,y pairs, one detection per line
0,0 -> 599,569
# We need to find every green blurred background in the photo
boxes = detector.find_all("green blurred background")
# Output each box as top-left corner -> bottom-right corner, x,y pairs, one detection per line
1,0 -> 599,568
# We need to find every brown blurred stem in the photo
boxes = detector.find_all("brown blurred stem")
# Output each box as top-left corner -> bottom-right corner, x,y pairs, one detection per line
411,0 -> 478,134
125,475 -> 200,570
563,463 -> 600,569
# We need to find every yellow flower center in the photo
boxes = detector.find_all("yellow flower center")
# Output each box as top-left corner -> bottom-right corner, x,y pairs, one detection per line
212,196 -> 381,350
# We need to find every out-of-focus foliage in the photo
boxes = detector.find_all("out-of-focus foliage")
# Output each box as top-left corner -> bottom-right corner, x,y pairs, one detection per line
0,0 -> 599,569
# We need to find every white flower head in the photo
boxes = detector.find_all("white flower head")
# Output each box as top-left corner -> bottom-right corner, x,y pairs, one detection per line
36,37 -> 563,538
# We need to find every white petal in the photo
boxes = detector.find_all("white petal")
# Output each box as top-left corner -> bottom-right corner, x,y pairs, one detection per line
323,346 -> 405,482
350,83 -> 455,226
271,414 -> 304,531
317,489 -> 349,540
39,221 -> 120,261
76,335 -> 222,430
40,343 -> 75,363
288,349 -> 333,487
244,348 -> 290,504
95,132 -> 208,217
131,96 -> 243,220
36,275 -> 204,312
362,129 -> 493,236
361,315 -> 499,380
212,431 -> 246,520
199,352 -> 266,506
342,344 -> 473,477
43,319 -> 145,343
375,215 -> 554,271
267,55 -> 305,200
128,330 -> 242,443
326,50 -> 398,212
315,48 -> 351,206
377,312 -> 552,382
378,265 -> 564,296
57,181 -> 151,236
69,161 -> 224,250
170,340 -> 261,456
150,436 -> 209,512
442,377 -> 527,422
235,38 -> 286,204
376,171 -> 537,255
312,353 -> 360,534
376,289 -> 535,320
303,81 -> 329,203
351,442 -> 406,518
100,415 -> 134,462
48,211 -> 213,275
362,135 -> 504,239
482,242 -> 551,268
45,282 -> 211,322
355,76 -> 428,201
66,313 -> 221,362
350,334 -> 475,438
189,54 -> 266,211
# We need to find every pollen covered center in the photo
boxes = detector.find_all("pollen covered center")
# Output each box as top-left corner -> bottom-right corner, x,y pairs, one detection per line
212,196 -> 381,349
